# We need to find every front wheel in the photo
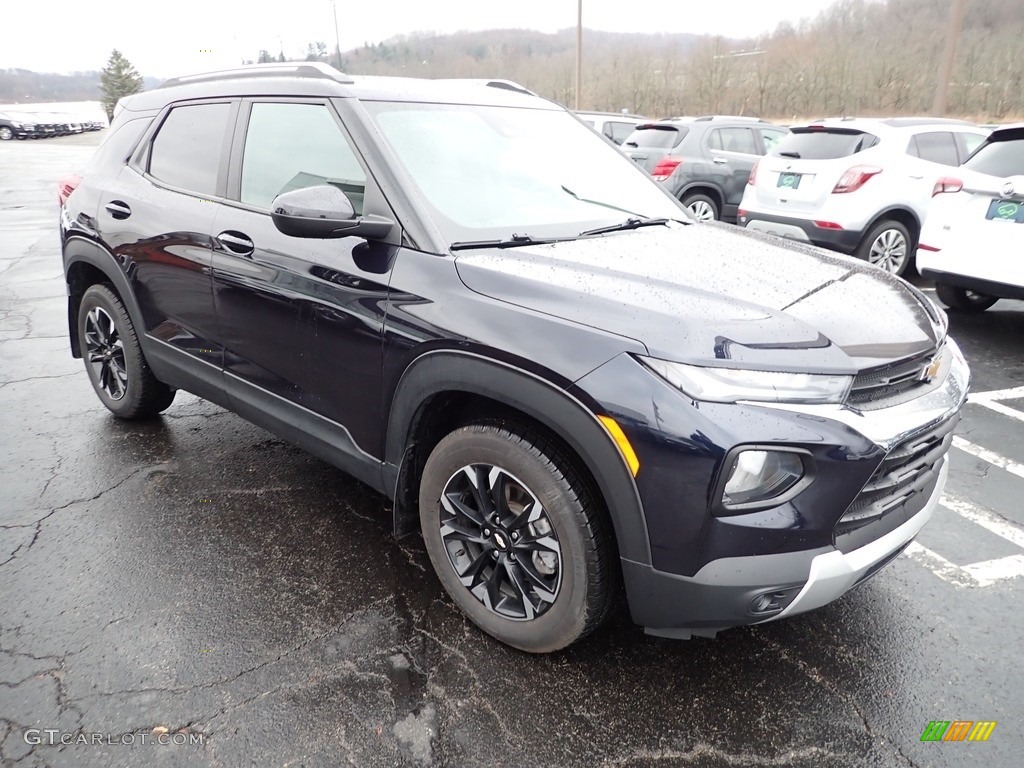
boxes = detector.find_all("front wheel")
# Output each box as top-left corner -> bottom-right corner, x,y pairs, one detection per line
77,284 -> 176,418
418,423 -> 614,653
856,220 -> 912,276
935,283 -> 998,312
0,127 -> 13,141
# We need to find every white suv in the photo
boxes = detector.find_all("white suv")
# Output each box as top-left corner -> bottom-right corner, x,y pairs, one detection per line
738,118 -> 989,276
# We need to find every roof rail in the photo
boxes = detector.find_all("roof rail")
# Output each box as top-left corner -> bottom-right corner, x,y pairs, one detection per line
693,115 -> 767,123
158,62 -> 354,89
431,78 -> 537,97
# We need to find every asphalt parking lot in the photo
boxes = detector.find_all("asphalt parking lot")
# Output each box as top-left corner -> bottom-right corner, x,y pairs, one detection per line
1,133 -> 1022,768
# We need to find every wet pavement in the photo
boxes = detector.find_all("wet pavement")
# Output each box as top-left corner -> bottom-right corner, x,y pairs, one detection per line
1,133 -> 1022,767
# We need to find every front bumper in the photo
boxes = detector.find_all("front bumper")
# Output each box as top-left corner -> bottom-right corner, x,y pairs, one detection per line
582,339 -> 969,638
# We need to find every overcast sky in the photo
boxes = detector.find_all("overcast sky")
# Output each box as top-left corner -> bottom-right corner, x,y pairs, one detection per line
2,0 -> 849,79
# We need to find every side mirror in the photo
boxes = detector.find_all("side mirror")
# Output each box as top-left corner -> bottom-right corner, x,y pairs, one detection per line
271,185 -> 393,240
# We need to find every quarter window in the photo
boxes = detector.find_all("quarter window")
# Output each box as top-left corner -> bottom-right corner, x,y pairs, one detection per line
909,132 -> 959,166
149,103 -> 231,196
240,102 -> 366,212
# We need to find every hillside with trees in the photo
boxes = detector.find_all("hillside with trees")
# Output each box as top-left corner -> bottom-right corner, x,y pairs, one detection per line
2,0 -> 1021,120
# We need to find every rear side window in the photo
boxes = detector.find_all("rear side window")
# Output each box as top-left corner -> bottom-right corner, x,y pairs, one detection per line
148,103 -> 231,196
908,132 -> 959,166
239,102 -> 366,211
624,125 -> 688,149
606,121 -> 636,145
85,116 -> 152,174
773,128 -> 879,160
709,127 -> 758,154
964,136 -> 1024,177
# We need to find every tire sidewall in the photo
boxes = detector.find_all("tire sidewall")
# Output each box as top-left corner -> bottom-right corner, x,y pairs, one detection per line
419,428 -> 594,653
682,192 -> 719,222
859,220 -> 911,276
78,285 -> 147,417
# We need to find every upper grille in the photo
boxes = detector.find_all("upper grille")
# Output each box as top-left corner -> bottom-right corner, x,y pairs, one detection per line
834,413 -> 959,551
847,345 -> 944,408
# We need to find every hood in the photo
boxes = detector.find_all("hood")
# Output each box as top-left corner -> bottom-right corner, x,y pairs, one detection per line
454,222 -> 943,373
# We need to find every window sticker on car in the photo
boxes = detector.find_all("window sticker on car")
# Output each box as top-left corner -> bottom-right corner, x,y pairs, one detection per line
986,199 -> 1024,223
777,172 -> 801,190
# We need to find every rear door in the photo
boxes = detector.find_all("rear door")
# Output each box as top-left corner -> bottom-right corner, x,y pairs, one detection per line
100,100 -> 234,373
707,126 -> 760,209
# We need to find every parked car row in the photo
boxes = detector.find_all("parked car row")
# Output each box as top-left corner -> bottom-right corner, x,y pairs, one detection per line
0,110 -> 104,141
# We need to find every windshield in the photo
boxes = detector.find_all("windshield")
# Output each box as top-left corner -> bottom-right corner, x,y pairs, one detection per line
364,103 -> 686,244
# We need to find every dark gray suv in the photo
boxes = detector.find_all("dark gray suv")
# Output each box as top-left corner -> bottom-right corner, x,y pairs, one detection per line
623,116 -> 788,223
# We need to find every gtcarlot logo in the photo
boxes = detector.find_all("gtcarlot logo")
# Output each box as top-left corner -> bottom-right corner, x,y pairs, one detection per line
920,721 -> 997,742
24,729 -> 204,746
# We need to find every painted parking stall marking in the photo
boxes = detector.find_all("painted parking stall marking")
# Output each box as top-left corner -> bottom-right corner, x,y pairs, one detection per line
904,388 -> 1024,587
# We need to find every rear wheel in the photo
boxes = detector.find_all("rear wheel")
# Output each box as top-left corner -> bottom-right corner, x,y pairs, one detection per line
935,283 -> 998,312
856,220 -> 911,276
418,423 -> 614,653
78,284 -> 176,418
681,192 -> 719,222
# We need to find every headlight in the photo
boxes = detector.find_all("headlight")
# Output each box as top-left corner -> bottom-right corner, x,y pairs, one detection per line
11,121 -> 22,128
640,357 -> 852,404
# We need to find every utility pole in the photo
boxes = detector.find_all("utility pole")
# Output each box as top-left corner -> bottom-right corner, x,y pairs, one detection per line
932,0 -> 967,116
332,0 -> 343,71
575,0 -> 583,110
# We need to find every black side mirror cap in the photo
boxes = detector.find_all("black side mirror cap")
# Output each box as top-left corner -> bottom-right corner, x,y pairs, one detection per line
271,184 -> 394,240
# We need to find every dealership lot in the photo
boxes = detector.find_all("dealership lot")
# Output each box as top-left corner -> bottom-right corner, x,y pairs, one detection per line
1,135 -> 1021,767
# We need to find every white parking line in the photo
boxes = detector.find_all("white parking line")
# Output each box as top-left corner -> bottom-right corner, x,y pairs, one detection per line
952,436 -> 1024,481
902,494 -> 1024,588
940,493 -> 1024,549
970,385 -> 1024,401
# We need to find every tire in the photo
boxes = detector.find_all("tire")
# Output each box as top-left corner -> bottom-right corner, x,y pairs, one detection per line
0,127 -> 13,141
418,423 -> 614,653
856,220 -> 912,276
935,283 -> 998,312
77,284 -> 176,418
681,192 -> 719,222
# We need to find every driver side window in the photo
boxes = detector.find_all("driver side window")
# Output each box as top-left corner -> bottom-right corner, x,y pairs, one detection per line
240,102 -> 366,213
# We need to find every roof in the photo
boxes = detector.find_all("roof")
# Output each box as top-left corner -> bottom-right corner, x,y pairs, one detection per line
800,116 -> 983,131
121,63 -> 553,114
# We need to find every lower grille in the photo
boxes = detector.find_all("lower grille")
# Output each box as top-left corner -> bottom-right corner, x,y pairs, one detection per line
835,414 -> 959,552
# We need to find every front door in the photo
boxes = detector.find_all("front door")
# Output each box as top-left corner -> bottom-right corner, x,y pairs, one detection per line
210,100 -> 394,457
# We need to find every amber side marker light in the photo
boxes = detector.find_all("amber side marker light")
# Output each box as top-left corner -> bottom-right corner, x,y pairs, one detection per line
598,416 -> 640,477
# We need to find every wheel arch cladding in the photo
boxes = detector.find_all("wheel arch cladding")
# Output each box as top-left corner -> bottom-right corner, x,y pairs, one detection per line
384,351 -> 652,566
64,237 -> 146,359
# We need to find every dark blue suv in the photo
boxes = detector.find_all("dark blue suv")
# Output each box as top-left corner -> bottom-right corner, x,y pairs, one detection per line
59,63 -> 968,652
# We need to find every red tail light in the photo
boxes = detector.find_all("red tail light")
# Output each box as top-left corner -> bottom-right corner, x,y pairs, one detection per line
58,174 -> 82,205
932,177 -> 963,197
651,157 -> 682,181
813,221 -> 844,230
832,165 -> 882,194
918,243 -> 941,252
748,159 -> 760,186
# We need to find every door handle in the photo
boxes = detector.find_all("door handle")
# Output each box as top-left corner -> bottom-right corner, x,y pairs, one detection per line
712,157 -> 728,164
909,174 -> 924,180
104,200 -> 131,220
216,231 -> 254,256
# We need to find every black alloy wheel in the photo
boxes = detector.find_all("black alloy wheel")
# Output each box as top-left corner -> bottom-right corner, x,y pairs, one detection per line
77,284 -> 176,418
419,423 -> 614,652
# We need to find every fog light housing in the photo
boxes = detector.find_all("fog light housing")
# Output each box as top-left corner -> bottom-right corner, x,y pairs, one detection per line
721,449 -> 808,510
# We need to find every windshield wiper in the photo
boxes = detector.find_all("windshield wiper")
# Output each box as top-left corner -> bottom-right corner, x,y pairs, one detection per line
579,217 -> 671,237
779,151 -> 801,158
561,185 -> 644,217
450,233 -> 568,251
